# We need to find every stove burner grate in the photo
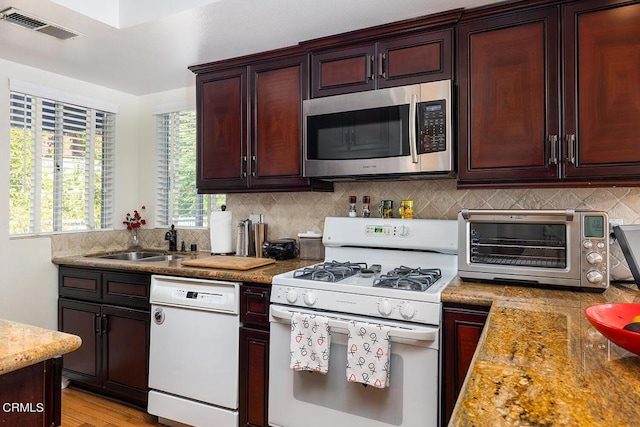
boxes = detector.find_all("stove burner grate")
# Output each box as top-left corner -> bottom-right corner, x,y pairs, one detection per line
373,266 -> 442,291
293,261 -> 368,282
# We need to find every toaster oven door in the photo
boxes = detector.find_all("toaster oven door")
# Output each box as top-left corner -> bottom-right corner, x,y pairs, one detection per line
457,210 -> 583,287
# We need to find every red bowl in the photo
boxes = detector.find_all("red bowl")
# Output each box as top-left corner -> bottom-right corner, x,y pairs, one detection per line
584,303 -> 640,356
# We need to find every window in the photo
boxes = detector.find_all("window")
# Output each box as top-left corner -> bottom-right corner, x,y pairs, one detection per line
9,91 -> 115,235
156,110 -> 225,227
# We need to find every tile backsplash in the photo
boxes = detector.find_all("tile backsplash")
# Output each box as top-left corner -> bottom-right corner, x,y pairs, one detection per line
52,179 -> 640,280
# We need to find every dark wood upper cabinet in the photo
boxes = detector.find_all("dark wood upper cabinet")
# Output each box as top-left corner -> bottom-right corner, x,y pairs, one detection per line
457,7 -> 561,184
192,50 -> 332,193
458,0 -> 640,187
310,29 -> 453,98
197,67 -> 248,191
563,0 -> 640,179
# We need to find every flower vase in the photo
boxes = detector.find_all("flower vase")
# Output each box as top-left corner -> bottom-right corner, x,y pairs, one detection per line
128,228 -> 140,250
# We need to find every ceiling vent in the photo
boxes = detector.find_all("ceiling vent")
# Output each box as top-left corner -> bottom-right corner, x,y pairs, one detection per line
0,7 -> 82,40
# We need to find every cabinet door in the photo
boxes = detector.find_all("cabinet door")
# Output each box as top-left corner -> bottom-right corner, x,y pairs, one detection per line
58,298 -> 101,386
101,305 -> 150,407
441,303 -> 489,426
563,0 -> 640,179
0,359 -> 60,427
197,67 -> 248,191
457,8 -> 560,184
310,45 -> 376,97
241,284 -> 271,328
249,55 -> 311,189
239,327 -> 270,427
377,29 -> 452,89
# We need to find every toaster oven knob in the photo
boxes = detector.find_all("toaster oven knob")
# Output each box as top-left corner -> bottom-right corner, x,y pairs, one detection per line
303,291 -> 317,306
400,302 -> 416,320
583,240 -> 593,249
586,252 -> 603,265
378,299 -> 393,316
286,289 -> 299,304
586,269 -> 604,284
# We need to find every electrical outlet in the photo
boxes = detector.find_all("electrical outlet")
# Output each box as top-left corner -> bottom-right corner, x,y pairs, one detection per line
610,218 -> 624,229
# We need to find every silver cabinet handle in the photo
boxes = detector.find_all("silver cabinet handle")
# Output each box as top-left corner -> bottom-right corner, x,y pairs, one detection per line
378,53 -> 386,79
566,134 -> 576,164
548,135 -> 558,165
241,156 -> 247,177
366,55 -> 374,81
251,155 -> 256,177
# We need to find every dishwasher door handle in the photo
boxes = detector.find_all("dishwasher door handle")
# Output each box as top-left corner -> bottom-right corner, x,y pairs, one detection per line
270,306 -> 438,343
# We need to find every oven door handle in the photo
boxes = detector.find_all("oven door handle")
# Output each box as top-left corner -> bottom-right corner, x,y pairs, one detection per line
270,306 -> 438,342
460,209 -> 575,221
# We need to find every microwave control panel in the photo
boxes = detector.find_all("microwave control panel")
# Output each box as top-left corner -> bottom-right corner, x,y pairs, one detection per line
418,100 -> 446,153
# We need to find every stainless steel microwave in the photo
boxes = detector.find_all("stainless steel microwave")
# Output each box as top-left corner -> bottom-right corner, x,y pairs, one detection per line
303,80 -> 453,179
458,209 -> 609,292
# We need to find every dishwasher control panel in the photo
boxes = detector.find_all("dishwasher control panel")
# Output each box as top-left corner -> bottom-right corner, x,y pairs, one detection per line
177,289 -> 226,304
150,275 -> 239,314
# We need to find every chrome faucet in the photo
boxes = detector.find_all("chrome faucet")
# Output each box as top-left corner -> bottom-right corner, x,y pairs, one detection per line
164,224 -> 177,251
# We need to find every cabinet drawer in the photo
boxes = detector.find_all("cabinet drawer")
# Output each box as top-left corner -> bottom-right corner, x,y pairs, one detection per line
241,284 -> 271,327
59,267 -> 102,302
102,271 -> 150,310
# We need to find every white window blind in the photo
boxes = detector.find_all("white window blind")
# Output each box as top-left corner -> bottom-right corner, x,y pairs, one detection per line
156,110 -> 223,227
9,91 -> 115,235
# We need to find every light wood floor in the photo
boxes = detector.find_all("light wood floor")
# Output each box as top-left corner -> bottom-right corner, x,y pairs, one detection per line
61,387 -> 163,427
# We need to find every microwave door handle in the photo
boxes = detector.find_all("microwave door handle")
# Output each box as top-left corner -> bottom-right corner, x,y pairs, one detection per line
270,305 -> 437,342
409,94 -> 418,163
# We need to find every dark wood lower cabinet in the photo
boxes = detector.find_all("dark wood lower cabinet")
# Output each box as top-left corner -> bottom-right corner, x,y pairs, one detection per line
441,303 -> 489,426
239,327 -> 269,427
0,358 -> 62,426
239,283 -> 271,427
58,267 -> 150,409
58,298 -> 150,408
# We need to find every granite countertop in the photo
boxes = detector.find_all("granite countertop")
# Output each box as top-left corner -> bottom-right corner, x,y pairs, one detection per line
443,278 -> 640,426
52,251 -> 318,284
0,319 -> 81,376
51,252 -> 640,424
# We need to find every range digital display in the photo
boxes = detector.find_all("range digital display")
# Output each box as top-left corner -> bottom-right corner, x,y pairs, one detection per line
584,215 -> 605,238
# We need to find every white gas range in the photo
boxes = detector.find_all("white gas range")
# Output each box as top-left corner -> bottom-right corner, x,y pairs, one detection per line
269,216 -> 458,427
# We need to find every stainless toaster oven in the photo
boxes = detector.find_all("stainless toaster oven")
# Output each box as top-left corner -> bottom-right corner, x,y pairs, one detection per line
458,209 -> 609,291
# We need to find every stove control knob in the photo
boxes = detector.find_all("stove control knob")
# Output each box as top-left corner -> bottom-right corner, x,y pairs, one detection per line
398,225 -> 410,237
303,291 -> 317,306
286,289 -> 299,304
378,299 -> 393,316
400,302 -> 416,320
586,251 -> 603,265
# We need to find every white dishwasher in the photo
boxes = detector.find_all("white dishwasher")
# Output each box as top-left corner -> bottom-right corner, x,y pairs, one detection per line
148,275 -> 240,427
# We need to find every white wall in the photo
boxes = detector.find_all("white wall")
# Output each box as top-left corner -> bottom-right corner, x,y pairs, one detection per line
0,58 -> 141,329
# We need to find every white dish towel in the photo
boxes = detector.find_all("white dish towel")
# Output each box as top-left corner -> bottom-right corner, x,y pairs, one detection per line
290,312 -> 331,373
346,320 -> 391,388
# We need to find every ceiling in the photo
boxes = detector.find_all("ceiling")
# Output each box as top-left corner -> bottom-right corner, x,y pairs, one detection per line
0,0 -> 503,96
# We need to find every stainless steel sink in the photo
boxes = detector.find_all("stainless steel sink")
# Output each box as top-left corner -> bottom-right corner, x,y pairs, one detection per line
96,251 -> 166,260
137,254 -> 187,262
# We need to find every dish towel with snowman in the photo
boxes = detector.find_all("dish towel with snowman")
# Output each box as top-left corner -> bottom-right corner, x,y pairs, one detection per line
290,312 -> 331,373
346,320 -> 391,388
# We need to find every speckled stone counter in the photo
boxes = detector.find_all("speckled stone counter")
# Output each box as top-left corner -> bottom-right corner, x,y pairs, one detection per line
0,319 -> 81,375
443,278 -> 640,426
52,251 -> 318,284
